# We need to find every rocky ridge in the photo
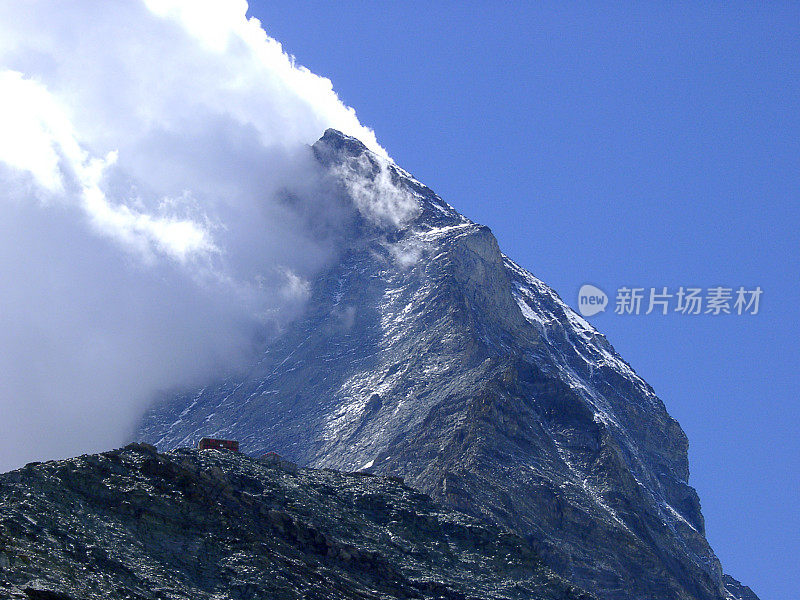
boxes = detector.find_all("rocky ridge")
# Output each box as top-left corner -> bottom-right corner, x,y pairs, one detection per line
0,443 -> 595,600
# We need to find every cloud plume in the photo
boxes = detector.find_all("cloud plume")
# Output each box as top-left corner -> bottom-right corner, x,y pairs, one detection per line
0,0 -> 386,470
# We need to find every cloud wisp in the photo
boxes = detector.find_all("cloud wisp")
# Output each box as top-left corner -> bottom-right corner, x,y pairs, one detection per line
0,0 -> 390,470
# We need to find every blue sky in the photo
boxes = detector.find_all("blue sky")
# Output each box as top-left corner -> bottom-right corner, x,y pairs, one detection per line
250,3 -> 798,598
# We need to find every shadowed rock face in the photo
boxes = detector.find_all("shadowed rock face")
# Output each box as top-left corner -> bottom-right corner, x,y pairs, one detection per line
139,129 -> 757,600
0,444 -> 592,600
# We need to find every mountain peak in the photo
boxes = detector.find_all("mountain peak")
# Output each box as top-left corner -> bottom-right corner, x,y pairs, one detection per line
314,128 -> 371,163
139,131 -> 758,600
312,128 -> 465,230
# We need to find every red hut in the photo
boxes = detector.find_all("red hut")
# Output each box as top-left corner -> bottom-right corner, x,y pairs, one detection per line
198,438 -> 239,452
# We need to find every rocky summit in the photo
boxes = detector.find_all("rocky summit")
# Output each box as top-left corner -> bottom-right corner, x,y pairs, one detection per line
0,443 -> 593,600
136,129 -> 758,600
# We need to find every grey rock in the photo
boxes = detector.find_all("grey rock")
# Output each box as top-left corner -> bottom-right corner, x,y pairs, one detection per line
722,575 -> 760,600
0,446 -> 593,600
139,129 -> 758,600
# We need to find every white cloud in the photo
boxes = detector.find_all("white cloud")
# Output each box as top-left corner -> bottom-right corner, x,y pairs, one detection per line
0,0 -> 389,470
0,71 -> 217,264
335,153 -> 421,229
0,71 -> 76,193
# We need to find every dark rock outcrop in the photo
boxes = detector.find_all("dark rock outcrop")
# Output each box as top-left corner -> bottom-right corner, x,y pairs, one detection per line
0,444 -> 593,600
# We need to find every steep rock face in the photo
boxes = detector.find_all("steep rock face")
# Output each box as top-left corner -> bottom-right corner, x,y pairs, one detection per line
139,130 -> 756,600
722,576 -> 760,600
0,444 -> 592,600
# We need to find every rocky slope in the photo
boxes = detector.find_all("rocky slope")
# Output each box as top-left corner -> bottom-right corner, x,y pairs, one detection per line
139,130 -> 758,600
0,443 -> 593,600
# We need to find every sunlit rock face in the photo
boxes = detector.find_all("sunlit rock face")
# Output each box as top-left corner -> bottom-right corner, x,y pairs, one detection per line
140,129 -> 757,600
